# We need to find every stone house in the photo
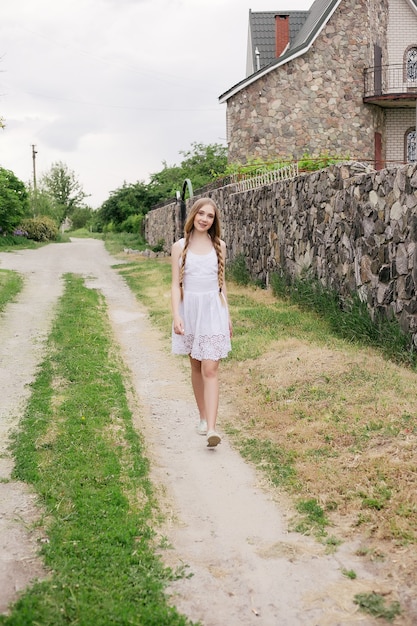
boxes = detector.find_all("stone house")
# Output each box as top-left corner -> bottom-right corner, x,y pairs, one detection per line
219,0 -> 417,169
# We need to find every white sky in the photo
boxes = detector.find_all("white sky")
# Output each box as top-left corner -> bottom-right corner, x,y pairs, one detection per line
1,0 -> 311,208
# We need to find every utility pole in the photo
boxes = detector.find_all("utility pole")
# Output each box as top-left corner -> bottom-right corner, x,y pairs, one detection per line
31,144 -> 37,215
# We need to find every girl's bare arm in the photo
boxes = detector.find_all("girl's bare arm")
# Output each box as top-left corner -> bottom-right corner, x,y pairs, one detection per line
171,242 -> 185,334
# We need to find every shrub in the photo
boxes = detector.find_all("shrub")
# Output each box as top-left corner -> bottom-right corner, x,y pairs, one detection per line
119,213 -> 143,234
19,216 -> 59,242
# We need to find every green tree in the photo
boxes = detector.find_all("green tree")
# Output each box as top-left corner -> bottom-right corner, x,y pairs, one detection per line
98,142 -> 228,231
39,161 -> 88,221
146,142 -> 228,203
146,163 -> 183,205
27,185 -> 59,222
99,181 -> 150,231
71,206 -> 94,230
179,141 -> 228,189
0,167 -> 30,233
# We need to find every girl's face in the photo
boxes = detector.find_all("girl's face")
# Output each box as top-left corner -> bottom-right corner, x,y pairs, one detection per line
193,204 -> 215,233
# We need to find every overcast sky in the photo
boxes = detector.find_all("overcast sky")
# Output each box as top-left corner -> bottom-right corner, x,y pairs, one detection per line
1,0 -> 311,208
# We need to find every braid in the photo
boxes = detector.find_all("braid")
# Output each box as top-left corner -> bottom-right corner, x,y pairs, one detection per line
213,236 -> 225,299
179,234 -> 191,300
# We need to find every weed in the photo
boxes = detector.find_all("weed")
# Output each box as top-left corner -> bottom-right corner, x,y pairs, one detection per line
226,254 -> 251,286
324,535 -> 342,553
295,498 -> 328,531
353,592 -> 401,622
151,238 -> 165,253
342,568 -> 357,579
230,435 -> 297,489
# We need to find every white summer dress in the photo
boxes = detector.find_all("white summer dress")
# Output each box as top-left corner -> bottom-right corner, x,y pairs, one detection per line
172,238 -> 231,361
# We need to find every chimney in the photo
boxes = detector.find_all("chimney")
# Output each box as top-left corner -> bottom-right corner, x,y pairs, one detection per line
275,14 -> 290,57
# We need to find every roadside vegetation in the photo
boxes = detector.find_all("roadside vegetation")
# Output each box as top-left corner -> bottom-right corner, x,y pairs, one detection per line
117,252 -> 417,622
0,274 -> 197,626
0,270 -> 23,311
118,254 -> 417,546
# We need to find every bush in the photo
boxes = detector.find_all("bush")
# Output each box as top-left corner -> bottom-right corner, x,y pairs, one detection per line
119,214 -> 143,234
19,216 -> 59,242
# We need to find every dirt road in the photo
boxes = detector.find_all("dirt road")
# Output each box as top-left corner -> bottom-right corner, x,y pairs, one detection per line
0,239 -> 391,624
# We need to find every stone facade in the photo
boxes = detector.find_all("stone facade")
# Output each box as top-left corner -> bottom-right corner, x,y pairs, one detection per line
145,162 -> 417,345
222,0 -> 417,169
226,0 -> 381,164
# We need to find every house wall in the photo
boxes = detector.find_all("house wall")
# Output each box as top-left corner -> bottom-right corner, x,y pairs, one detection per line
384,0 -> 417,164
145,162 -> 417,345
387,0 -> 417,65
386,108 -> 417,163
226,0 -> 387,165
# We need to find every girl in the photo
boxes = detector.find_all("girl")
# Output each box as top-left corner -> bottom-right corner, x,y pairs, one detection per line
171,197 -> 232,447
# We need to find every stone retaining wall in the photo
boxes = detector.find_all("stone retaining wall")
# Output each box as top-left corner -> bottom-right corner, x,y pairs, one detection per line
145,162 -> 417,344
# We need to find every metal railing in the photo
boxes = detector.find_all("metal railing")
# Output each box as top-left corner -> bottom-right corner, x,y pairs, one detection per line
364,64 -> 417,98
230,162 -> 299,193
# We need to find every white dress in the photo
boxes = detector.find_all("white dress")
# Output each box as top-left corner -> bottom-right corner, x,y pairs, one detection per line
172,239 -> 231,361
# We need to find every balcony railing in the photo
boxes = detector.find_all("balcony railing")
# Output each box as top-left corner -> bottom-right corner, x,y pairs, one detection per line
364,64 -> 417,101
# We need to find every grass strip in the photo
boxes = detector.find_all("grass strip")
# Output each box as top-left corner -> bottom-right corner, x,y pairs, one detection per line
2,274 -> 196,626
0,269 -> 24,311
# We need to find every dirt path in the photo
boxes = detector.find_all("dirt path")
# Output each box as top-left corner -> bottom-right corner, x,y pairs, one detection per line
0,239 -> 390,625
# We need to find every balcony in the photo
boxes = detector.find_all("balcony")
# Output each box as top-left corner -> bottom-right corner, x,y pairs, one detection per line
363,64 -> 417,107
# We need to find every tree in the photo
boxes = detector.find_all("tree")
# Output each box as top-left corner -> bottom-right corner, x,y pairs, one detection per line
146,163 -> 183,205
178,142 -> 228,189
0,167 -> 30,232
71,206 -> 94,230
99,181 -> 150,231
97,142 -> 229,231
27,185 -> 60,222
146,142 -> 228,203
39,161 -> 89,222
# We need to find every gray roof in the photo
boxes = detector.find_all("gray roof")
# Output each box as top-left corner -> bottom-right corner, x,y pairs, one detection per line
220,0 -> 343,102
223,0 -> 417,103
220,0 -> 417,102
248,10 -> 309,71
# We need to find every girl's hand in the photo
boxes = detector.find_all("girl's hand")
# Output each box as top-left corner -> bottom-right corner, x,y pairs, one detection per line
229,317 -> 233,338
173,316 -> 185,335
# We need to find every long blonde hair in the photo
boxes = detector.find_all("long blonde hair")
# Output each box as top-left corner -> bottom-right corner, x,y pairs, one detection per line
179,197 -> 225,299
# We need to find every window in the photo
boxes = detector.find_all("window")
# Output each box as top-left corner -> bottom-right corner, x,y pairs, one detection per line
406,47 -> 417,81
406,128 -> 416,162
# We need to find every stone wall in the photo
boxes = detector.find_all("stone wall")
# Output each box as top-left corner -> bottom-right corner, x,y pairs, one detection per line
145,162 -> 417,345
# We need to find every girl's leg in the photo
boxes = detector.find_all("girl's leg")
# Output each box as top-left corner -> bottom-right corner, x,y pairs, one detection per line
189,357 -> 205,420
201,359 -> 220,432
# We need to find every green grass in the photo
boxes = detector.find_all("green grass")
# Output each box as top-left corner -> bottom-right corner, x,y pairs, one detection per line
103,232 -> 146,255
2,274 -> 196,626
353,592 -> 401,622
225,291 -> 337,361
0,236 -> 39,250
270,270 -> 416,368
0,269 -> 24,311
118,259 -> 173,331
